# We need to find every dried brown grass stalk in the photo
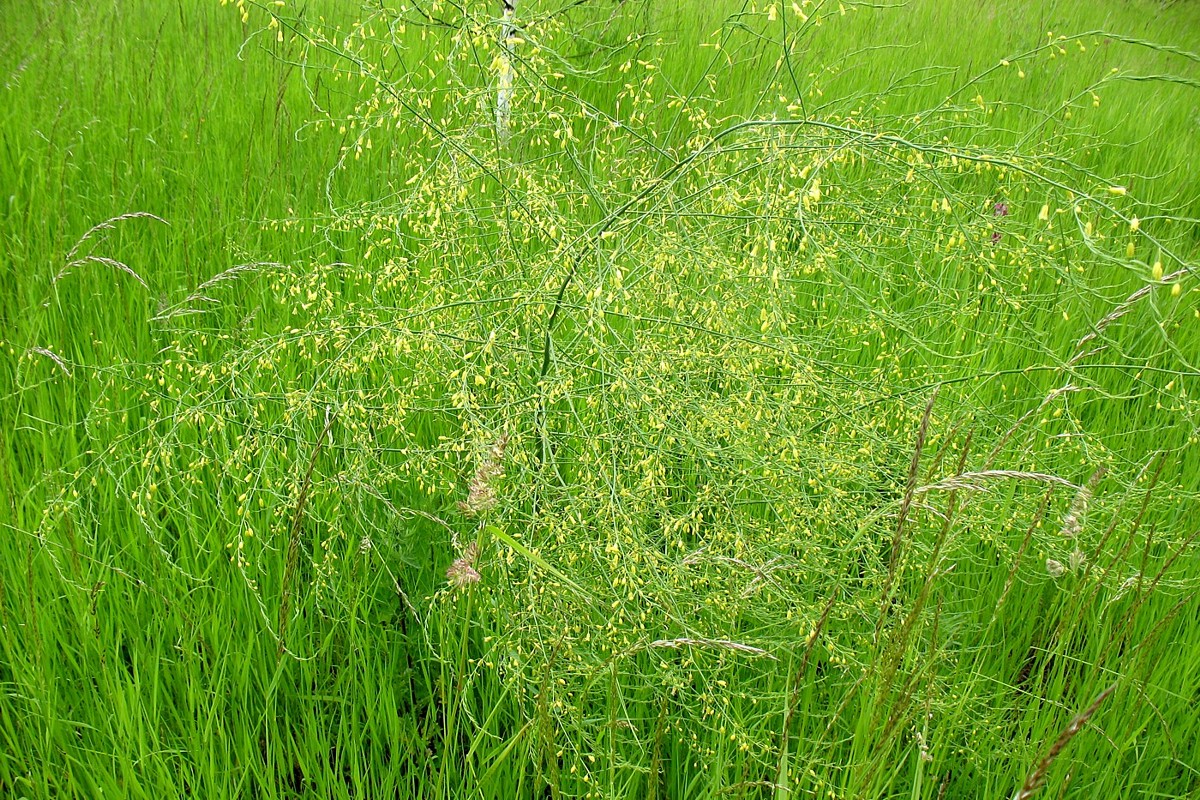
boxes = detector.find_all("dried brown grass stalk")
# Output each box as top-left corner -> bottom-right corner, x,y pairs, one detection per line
990,488 -> 1051,622
646,637 -> 776,659
25,346 -> 72,377
784,588 -> 838,732
276,411 -> 336,662
915,470 -> 1077,495
54,212 -> 167,288
878,388 -> 938,636
1013,682 -> 1117,800
63,212 -> 167,263
1071,268 -> 1189,362
881,433 -> 972,689
151,261 -> 286,321
984,384 -> 1081,471
55,255 -> 148,289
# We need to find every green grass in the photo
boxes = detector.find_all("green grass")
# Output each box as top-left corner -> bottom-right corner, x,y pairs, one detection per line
2,0 -> 1199,798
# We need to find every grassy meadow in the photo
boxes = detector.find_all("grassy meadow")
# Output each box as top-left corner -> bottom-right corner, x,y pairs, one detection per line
2,0 -> 1200,797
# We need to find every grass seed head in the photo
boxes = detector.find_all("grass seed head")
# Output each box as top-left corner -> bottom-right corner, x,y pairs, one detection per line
447,541 -> 481,588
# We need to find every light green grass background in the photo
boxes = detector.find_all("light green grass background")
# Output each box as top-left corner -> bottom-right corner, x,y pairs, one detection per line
1,1 -> 1199,798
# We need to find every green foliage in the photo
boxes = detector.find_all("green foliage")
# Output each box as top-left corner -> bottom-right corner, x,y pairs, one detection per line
2,0 -> 1199,798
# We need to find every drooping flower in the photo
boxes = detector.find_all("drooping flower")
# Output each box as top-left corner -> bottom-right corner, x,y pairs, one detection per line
993,201 -> 1009,217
